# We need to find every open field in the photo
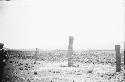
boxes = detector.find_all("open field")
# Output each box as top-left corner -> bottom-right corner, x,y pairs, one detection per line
2,50 -> 125,82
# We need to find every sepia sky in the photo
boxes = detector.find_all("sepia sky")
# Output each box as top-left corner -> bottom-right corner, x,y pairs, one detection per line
0,0 -> 124,50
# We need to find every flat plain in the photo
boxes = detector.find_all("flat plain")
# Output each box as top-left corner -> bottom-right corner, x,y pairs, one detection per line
3,50 -> 124,82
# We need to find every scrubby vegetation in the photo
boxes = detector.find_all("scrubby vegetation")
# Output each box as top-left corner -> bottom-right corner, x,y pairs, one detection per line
3,49 -> 124,82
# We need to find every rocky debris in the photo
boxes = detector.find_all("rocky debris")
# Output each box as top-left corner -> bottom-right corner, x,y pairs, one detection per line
2,57 -> 124,82
33,72 -> 38,75
87,70 -> 93,74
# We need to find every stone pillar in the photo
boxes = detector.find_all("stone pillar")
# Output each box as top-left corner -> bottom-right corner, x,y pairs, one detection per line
68,36 -> 74,67
115,45 -> 121,72
124,41 -> 125,70
34,48 -> 39,64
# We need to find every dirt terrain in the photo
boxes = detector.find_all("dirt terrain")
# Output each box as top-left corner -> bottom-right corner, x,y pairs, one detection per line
3,59 -> 124,82
2,50 -> 124,82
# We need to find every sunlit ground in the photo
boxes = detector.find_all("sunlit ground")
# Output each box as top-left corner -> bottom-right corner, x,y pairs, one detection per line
3,57 -> 124,82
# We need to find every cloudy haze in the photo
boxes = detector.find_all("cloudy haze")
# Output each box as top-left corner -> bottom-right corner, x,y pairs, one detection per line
0,0 -> 124,50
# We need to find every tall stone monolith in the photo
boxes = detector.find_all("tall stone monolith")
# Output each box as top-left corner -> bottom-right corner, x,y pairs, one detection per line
115,45 -> 121,72
68,36 -> 74,67
34,48 -> 39,64
124,41 -> 125,70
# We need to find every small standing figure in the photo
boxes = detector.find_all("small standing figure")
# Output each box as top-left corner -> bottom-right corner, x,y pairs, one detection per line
0,43 -> 9,81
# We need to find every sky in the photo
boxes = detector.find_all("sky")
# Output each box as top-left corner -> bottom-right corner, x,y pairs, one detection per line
0,0 -> 124,50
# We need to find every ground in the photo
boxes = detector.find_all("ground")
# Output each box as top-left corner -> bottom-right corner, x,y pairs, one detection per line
3,58 -> 124,82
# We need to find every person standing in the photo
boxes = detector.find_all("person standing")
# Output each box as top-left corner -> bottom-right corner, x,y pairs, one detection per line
0,43 -> 9,81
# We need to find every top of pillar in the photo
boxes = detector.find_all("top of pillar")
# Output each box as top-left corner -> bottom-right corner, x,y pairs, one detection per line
115,45 -> 120,50
69,36 -> 74,40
